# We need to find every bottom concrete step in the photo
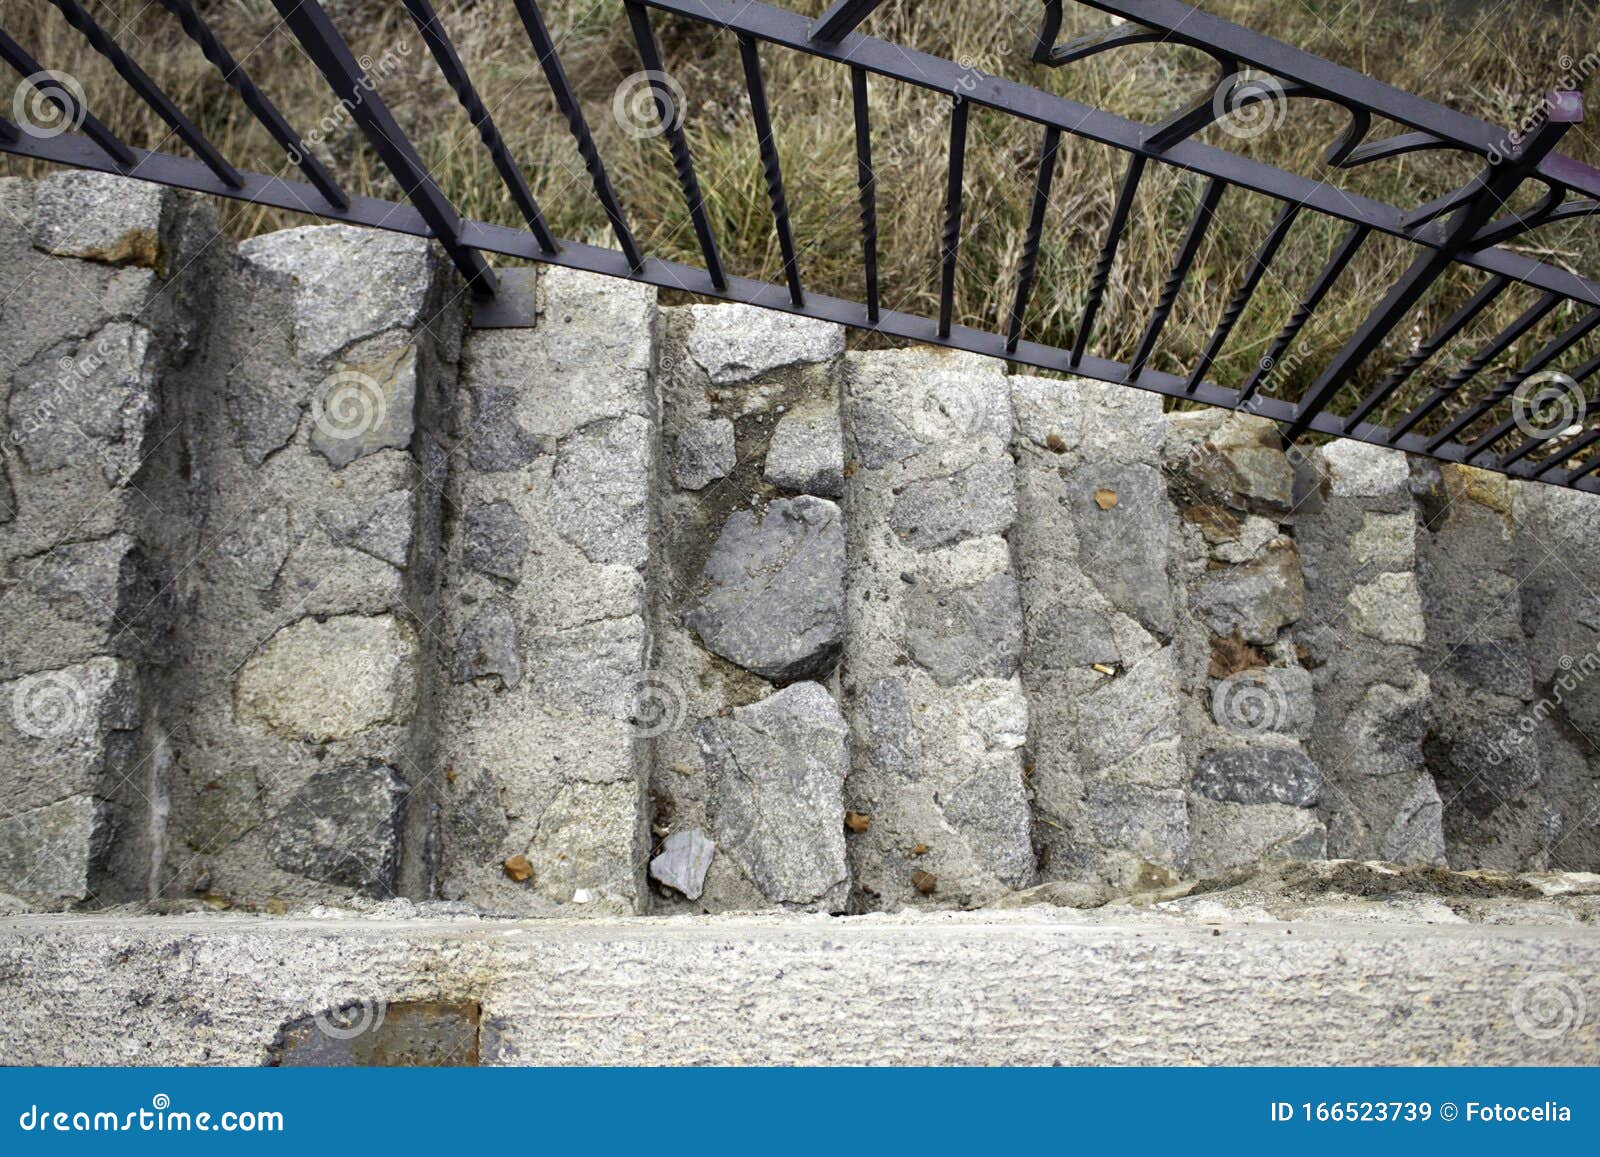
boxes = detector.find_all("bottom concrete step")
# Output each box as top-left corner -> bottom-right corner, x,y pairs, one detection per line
1,907 -> 1595,1065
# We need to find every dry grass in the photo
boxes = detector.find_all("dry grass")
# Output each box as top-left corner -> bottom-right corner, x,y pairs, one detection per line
5,0 -> 1600,447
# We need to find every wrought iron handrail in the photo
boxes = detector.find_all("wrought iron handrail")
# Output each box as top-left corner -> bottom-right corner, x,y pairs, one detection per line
4,0 -> 1600,490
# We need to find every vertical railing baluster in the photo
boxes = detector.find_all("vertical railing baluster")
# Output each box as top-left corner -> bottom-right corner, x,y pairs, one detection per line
1342,274 -> 1510,432
1072,152 -> 1146,367
1006,125 -> 1061,355
938,97 -> 969,339
158,0 -> 346,209
1128,177 -> 1226,379
510,0 -> 642,270
1236,224 -> 1370,406
0,27 -> 136,169
47,0 -> 242,188
739,34 -> 802,307
811,0 -> 886,43
625,1 -> 726,289
402,0 -> 556,254
1386,294 -> 1559,443
851,65 -> 880,324
1184,200 -> 1300,393
269,0 -> 495,292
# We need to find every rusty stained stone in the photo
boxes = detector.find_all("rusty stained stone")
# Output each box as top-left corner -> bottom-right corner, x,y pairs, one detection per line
269,1001 -> 482,1067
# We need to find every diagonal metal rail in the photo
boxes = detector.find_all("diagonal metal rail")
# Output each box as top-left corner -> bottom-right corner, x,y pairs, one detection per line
4,0 -> 1600,492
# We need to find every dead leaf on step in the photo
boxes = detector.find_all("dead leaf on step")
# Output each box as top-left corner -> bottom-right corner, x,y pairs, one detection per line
503,854 -> 534,883
1045,433 -> 1068,454
1094,488 -> 1118,510
1209,631 -> 1268,678
911,869 -> 938,895
844,811 -> 872,833
912,843 -> 930,856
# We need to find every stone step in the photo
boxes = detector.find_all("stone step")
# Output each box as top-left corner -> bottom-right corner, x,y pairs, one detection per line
2,173 -> 1598,919
1,895 -> 1595,1064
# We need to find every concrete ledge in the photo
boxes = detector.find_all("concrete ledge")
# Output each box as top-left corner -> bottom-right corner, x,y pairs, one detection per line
1,910 -> 1596,1065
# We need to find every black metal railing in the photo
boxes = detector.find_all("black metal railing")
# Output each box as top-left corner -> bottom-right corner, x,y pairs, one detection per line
4,0 -> 1600,490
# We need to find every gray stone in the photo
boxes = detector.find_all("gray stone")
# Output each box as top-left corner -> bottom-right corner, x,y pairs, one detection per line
1193,541 -> 1305,645
0,795 -> 107,904
235,614 -> 419,743
1085,785 -> 1190,870
1191,749 -> 1323,807
765,404 -> 844,497
1077,648 -> 1181,769
1322,440 -> 1411,499
238,226 -> 434,363
1169,412 -> 1294,515
14,533 -> 173,658
1438,723 -> 1542,818
214,507 -> 294,591
1187,798 -> 1327,875
226,368 -> 304,466
1067,464 -> 1175,636
463,382 -> 544,472
685,304 -> 843,384
1348,571 -> 1425,646
941,762 -> 1035,887
889,461 -> 1016,550
184,771 -> 262,855
1350,512 -> 1416,572
1025,603 -> 1120,670
9,324 -> 157,485
673,417 -> 736,491
32,171 -> 170,269
905,573 -> 1023,687
649,828 -> 716,900
322,489 -> 414,569
683,497 -> 845,682
462,500 -> 528,582
268,764 -> 408,895
547,416 -> 650,569
0,658 -> 139,819
858,677 -> 922,779
696,682 -> 850,907
308,345 -> 418,469
845,398 -> 919,469
451,599 -> 522,691
1209,666 -> 1315,739
1383,775 -> 1447,865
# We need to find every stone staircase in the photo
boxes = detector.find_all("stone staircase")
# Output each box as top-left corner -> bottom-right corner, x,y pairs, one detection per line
3,171 -> 1598,919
